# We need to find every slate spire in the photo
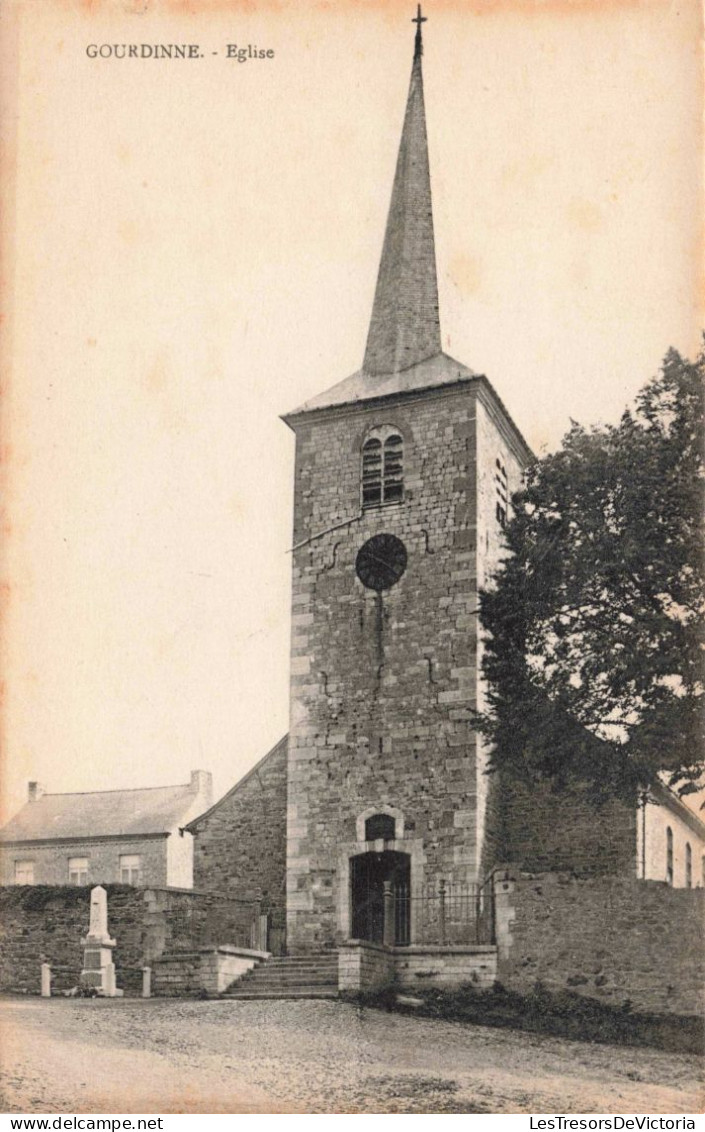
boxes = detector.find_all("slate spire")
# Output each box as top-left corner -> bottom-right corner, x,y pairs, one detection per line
362,6 -> 441,377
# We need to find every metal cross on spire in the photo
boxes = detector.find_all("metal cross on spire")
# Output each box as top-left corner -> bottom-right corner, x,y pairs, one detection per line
413,4 -> 427,59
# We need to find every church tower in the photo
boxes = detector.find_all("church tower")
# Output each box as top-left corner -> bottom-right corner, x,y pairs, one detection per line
282,9 -> 531,953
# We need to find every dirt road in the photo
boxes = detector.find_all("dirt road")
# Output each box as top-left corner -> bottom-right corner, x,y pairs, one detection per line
1,996 -> 701,1114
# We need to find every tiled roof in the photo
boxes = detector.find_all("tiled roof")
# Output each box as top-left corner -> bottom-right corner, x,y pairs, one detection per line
0,783 -> 198,843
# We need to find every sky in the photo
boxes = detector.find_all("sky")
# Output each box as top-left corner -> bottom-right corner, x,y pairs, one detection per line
1,0 -> 702,820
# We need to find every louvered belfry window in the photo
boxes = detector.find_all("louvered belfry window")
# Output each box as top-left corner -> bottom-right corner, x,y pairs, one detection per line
362,431 -> 404,508
362,438 -> 383,506
495,458 -> 508,527
383,434 -> 404,502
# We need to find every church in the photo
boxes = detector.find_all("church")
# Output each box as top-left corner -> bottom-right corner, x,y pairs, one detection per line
280,7 -> 531,955
186,8 -> 704,982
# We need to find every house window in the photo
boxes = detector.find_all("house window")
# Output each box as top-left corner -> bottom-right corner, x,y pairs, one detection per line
14,860 -> 34,885
666,827 -> 673,886
119,854 -> 142,885
685,843 -> 692,888
495,458 -> 508,527
68,857 -> 88,886
365,813 -> 396,842
361,430 -> 404,508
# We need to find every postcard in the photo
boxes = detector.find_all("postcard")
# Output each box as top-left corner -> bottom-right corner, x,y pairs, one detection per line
0,0 -> 702,1116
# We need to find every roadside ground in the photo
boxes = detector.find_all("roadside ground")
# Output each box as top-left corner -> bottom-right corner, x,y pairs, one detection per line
1,996 -> 702,1114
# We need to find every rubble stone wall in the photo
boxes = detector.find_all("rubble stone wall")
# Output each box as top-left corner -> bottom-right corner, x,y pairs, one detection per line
494,869 -> 705,1016
0,885 -> 257,994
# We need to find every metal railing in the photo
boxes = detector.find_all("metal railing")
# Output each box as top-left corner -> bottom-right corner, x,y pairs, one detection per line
394,880 -> 496,946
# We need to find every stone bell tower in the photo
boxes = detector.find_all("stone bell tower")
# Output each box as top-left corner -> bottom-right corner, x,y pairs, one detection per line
282,8 -> 531,954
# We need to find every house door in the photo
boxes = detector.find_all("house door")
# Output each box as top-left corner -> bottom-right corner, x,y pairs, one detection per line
350,850 -> 410,945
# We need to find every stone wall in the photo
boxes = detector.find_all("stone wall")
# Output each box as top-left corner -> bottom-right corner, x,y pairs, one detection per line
474,396 -> 526,876
287,383 -> 528,951
152,951 -> 202,997
153,945 -> 267,996
0,884 -> 258,994
140,886 -> 259,960
395,945 -> 497,990
489,778 -> 637,878
338,940 -> 395,992
338,940 -> 498,993
190,737 -> 287,953
494,869 -> 705,1016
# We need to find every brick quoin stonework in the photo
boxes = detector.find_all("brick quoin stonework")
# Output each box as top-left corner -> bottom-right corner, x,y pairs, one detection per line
285,385 -> 527,952
494,870 -> 705,1016
190,737 -> 287,948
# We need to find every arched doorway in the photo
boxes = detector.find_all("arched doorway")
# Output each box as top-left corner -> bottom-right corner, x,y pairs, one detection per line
350,850 -> 410,945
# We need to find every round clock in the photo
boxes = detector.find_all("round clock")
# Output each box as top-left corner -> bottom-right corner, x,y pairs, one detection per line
355,533 -> 408,592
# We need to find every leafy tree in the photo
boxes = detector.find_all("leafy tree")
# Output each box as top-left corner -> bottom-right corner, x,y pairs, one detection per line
476,345 -> 705,804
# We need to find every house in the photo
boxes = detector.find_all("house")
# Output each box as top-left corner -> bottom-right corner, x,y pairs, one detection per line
0,771 -> 212,889
637,781 -> 705,889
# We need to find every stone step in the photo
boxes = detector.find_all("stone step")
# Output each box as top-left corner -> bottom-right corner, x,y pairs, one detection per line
256,964 -> 339,973
240,965 -> 337,977
232,978 -> 338,989
222,951 -> 340,999
266,956 -> 338,966
243,970 -> 336,982
228,973 -> 337,982
222,987 -> 339,1000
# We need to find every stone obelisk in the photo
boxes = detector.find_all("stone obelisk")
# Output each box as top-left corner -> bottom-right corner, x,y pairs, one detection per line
80,885 -> 122,996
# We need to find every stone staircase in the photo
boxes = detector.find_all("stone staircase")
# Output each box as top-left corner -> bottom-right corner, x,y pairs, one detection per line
222,950 -> 339,999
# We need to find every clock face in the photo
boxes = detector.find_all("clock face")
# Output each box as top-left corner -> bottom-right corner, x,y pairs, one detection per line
355,533 -> 408,592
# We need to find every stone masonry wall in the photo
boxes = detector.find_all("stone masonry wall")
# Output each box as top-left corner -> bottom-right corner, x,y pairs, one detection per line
191,737 -> 287,951
152,951 -> 202,997
154,946 -> 267,996
287,384 -> 526,951
338,941 -> 395,993
395,945 -> 497,990
490,778 -> 637,877
0,885 -> 257,994
494,870 -> 705,1016
474,395 -> 525,876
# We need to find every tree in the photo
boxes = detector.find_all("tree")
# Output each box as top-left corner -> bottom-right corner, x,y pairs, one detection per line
476,345 -> 705,805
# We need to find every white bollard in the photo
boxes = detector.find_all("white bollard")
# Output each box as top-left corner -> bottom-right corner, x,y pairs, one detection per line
40,963 -> 51,998
142,967 -> 151,998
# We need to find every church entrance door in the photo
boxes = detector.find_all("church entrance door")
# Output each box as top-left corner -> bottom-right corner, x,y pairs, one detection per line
350,850 -> 410,945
